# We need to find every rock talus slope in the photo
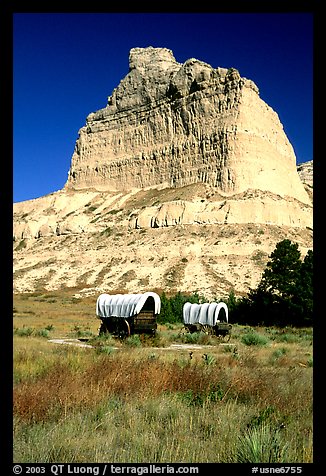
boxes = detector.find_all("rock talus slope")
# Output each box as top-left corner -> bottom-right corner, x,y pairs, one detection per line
13,47 -> 313,298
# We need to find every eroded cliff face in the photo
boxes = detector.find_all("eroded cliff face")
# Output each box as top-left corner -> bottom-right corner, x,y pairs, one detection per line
13,47 -> 313,297
65,47 -> 309,205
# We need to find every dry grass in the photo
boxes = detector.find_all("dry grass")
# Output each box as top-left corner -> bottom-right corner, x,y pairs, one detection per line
13,291 -> 98,337
13,290 -> 313,463
13,351 -> 231,423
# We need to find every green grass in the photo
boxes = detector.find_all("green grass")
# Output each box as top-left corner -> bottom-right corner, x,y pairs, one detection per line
235,424 -> 289,463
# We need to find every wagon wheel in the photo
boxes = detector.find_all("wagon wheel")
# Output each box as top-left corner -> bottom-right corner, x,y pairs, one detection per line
99,321 -> 108,335
201,324 -> 213,335
178,326 -> 189,336
218,331 -> 231,343
117,319 -> 131,339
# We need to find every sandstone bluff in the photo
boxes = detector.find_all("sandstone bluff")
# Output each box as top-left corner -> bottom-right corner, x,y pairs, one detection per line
13,47 -> 313,298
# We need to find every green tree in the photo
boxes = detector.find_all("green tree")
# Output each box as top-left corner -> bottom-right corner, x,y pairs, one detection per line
158,291 -> 174,324
158,291 -> 204,324
291,249 -> 313,324
258,239 -> 302,300
227,289 -> 239,313
233,240 -> 313,326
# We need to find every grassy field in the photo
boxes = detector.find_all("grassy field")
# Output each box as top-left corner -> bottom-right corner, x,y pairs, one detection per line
13,291 -> 313,463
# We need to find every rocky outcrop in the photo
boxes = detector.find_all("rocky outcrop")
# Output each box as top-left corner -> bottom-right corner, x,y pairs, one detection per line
65,47 -> 310,206
297,160 -> 313,202
13,47 -> 313,297
13,172 -> 313,241
297,160 -> 313,187
130,190 -> 312,230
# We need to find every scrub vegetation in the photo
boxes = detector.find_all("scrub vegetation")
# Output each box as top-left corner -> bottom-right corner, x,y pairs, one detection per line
13,291 -> 312,463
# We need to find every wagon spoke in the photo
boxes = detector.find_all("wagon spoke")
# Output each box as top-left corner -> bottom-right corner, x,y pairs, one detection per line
179,326 -> 188,336
201,324 -> 212,335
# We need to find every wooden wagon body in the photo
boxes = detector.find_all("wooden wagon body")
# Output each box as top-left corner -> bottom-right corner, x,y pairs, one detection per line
183,301 -> 232,340
96,292 -> 160,337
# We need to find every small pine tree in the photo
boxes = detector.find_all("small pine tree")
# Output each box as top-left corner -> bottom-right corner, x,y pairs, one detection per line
227,289 -> 238,312
157,291 -> 204,324
258,239 -> 302,300
234,240 -> 313,326
291,249 -> 313,324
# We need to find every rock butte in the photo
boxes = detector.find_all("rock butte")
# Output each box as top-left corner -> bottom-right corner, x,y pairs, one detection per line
13,47 -> 313,298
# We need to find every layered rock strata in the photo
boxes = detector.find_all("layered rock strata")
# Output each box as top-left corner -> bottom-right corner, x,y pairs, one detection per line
65,47 -> 310,206
13,176 -> 312,241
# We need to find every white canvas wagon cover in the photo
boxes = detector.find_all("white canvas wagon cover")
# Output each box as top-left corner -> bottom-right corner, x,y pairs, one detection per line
96,292 -> 161,319
183,302 -> 228,326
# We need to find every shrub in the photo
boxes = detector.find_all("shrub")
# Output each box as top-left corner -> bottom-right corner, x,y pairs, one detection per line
96,345 -> 116,355
158,291 -> 204,324
307,357 -> 313,367
247,406 -> 276,429
125,335 -> 142,347
15,239 -> 27,251
71,325 -> 94,338
34,329 -> 50,338
177,383 -> 224,407
235,424 -> 288,463
270,348 -> 287,362
202,354 -> 216,366
274,333 -> 298,344
182,332 -> 201,344
14,327 -> 34,337
241,332 -> 269,346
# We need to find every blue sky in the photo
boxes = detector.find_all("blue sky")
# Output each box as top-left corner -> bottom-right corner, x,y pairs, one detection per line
13,12 -> 313,203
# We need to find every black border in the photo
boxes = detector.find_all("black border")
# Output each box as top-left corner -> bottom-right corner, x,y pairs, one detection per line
4,2 -> 322,473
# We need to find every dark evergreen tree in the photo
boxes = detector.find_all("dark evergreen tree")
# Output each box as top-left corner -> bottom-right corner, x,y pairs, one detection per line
227,289 -> 238,313
158,291 -> 202,324
258,239 -> 302,299
291,249 -> 313,324
232,240 -> 313,326
158,291 -> 174,324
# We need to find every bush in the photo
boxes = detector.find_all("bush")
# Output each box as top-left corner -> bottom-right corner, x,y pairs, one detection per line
177,383 -> 224,407
96,345 -> 116,355
235,424 -> 288,463
34,329 -> 50,338
182,332 -> 201,344
241,332 -> 269,346
157,291 -> 204,324
71,325 -> 94,338
124,335 -> 142,347
14,327 -> 34,337
270,348 -> 287,361
14,327 -> 51,338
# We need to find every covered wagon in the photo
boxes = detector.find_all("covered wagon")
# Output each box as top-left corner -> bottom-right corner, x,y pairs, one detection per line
183,301 -> 232,341
96,292 -> 161,337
